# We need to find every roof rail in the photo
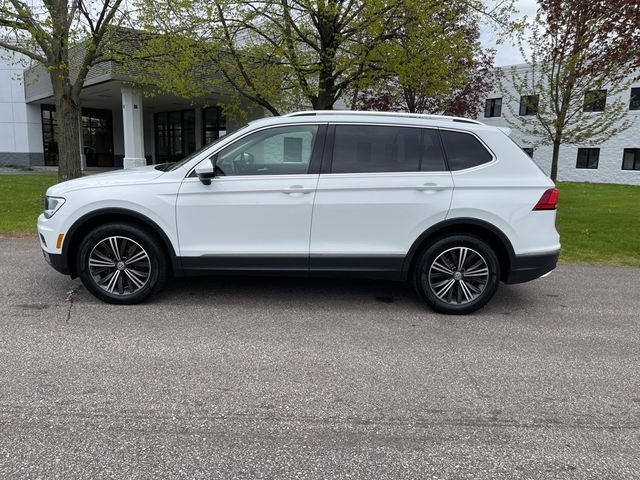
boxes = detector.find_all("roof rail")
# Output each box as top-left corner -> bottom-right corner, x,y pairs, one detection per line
283,110 -> 484,125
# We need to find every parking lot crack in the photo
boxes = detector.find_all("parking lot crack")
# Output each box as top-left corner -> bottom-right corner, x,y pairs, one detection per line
64,284 -> 82,323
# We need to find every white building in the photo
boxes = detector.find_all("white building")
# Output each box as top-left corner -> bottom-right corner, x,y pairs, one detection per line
0,51 -> 43,166
0,48 -> 261,169
479,65 -> 640,185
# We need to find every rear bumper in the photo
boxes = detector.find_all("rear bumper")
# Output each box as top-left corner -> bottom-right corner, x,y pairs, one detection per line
42,250 -> 70,275
505,251 -> 559,284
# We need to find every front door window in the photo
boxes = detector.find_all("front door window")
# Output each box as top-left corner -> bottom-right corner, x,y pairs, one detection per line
215,125 -> 318,176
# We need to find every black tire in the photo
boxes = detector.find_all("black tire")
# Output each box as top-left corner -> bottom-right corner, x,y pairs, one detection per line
413,234 -> 499,315
77,222 -> 168,304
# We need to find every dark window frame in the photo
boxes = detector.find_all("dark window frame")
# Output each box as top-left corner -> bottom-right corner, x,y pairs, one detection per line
328,124 -> 448,174
519,95 -> 539,116
576,148 -> 600,169
484,98 -> 502,118
583,89 -> 607,112
522,147 -> 534,158
622,148 -> 640,171
630,88 -> 640,111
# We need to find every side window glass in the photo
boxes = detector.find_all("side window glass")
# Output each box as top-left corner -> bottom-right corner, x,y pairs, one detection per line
332,125 -> 422,173
421,129 -> 447,172
216,125 -> 318,176
439,130 -> 492,171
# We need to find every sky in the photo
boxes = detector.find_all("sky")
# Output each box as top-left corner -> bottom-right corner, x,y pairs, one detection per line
480,0 -> 538,66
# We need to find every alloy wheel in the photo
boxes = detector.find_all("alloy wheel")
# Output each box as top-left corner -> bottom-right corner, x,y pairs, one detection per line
88,236 -> 151,295
428,246 -> 489,305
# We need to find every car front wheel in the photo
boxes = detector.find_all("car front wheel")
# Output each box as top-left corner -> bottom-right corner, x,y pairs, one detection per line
77,222 -> 167,304
414,234 -> 499,314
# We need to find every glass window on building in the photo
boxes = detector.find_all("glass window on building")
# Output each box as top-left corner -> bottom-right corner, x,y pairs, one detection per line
154,109 -> 197,164
583,90 -> 607,112
41,105 -> 58,166
622,149 -> 640,171
576,148 -> 600,169
484,98 -> 502,118
519,95 -> 539,116
630,88 -> 640,111
203,107 -> 227,146
41,105 -> 114,167
81,108 -> 114,167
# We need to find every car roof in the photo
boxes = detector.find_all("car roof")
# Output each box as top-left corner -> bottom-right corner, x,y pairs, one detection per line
248,110 -> 497,133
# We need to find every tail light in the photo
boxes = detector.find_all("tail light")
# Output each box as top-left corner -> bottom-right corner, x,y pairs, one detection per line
533,188 -> 559,210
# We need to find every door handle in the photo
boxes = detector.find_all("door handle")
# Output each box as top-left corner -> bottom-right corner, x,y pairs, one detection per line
415,183 -> 447,192
282,185 -> 314,195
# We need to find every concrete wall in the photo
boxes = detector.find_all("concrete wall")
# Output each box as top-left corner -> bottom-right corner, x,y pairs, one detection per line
480,64 -> 640,185
0,50 -> 44,166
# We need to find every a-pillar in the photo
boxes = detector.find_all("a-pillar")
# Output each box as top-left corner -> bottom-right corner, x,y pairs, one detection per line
121,85 -> 145,169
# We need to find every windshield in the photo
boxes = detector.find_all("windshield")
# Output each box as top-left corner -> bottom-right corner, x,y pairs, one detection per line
162,124 -> 249,171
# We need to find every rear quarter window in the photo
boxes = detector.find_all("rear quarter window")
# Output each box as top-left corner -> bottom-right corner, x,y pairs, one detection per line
440,130 -> 493,171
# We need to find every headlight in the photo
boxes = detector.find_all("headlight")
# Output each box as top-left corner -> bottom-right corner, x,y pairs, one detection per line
43,196 -> 65,219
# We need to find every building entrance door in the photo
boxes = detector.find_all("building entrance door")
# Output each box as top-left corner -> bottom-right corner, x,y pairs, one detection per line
82,108 -> 115,167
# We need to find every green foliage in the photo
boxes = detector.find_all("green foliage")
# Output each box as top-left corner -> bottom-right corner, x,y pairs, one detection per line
352,1 -> 507,116
126,0 -> 516,116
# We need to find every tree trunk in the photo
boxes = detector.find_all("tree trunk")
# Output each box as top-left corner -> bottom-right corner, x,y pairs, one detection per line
550,139 -> 561,182
315,62 -> 336,110
51,75 -> 82,182
315,8 -> 338,111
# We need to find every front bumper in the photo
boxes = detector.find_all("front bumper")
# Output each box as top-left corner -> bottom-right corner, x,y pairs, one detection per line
504,251 -> 559,284
38,212 -> 71,276
42,249 -> 70,275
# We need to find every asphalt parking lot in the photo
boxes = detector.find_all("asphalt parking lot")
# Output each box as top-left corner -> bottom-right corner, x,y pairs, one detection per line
1,237 -> 639,479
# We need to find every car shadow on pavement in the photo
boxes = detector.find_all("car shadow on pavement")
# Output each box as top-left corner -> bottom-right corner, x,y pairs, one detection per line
142,274 -> 534,317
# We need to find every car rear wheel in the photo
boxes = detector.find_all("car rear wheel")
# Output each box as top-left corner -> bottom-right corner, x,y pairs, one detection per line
414,234 -> 499,314
77,222 -> 167,304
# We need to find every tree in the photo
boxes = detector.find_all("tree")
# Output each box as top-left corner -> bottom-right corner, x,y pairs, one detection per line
129,0 -> 407,115
131,0 -> 513,117
504,0 -> 640,181
351,1 -> 497,118
0,0 -> 126,181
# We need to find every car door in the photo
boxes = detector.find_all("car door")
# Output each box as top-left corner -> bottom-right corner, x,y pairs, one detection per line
309,124 -> 454,278
176,123 -> 325,272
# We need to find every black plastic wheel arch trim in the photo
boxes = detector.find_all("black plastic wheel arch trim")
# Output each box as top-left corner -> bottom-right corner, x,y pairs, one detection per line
60,208 -> 181,278
401,217 -> 516,282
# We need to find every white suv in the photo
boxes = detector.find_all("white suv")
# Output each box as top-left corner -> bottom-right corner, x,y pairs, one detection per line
38,111 -> 560,314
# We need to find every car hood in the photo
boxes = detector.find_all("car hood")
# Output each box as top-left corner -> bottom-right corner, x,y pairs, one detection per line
46,165 -> 165,196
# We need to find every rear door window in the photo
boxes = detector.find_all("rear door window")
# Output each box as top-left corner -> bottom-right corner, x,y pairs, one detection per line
331,125 -> 446,173
439,130 -> 493,171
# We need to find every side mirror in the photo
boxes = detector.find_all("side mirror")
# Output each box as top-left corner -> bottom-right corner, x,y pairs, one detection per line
195,158 -> 216,185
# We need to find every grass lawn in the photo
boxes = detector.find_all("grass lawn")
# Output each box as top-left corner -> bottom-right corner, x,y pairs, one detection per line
556,182 -> 640,266
0,174 -> 639,266
0,174 -> 58,235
